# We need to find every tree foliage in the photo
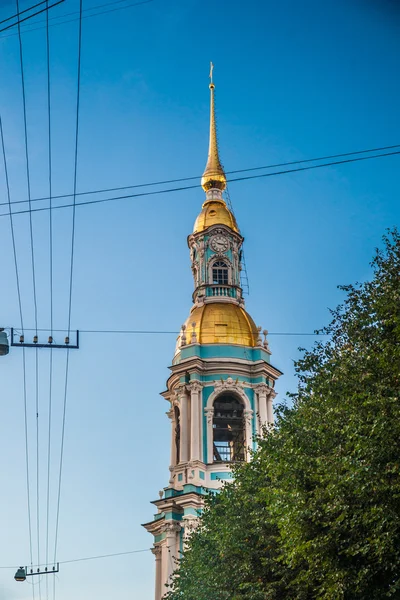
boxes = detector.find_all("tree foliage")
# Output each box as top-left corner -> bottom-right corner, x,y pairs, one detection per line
166,230 -> 400,599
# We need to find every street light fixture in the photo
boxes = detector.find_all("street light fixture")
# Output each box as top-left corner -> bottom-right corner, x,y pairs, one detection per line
14,567 -> 26,582
0,329 -> 9,356
14,564 -> 59,582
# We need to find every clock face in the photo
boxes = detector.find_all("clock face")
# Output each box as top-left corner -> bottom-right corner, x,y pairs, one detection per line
210,235 -> 229,253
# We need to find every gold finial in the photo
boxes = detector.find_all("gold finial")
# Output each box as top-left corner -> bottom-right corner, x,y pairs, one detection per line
201,63 -> 227,193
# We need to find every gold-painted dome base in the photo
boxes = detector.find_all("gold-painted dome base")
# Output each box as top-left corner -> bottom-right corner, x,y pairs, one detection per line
181,303 -> 258,347
193,199 -> 239,234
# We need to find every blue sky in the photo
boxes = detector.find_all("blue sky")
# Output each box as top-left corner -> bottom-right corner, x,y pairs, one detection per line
0,0 -> 399,598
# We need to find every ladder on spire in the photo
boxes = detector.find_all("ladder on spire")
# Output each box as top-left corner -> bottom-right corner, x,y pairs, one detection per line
223,184 -> 250,296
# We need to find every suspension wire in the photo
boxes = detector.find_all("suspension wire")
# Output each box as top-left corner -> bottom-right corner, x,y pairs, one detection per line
23,348 -> 36,600
9,326 -> 328,336
53,0 -> 83,574
0,100 -> 35,597
0,0 -> 52,26
0,0 -> 65,34
1,148 -> 399,219
35,347 -> 41,600
45,4 -> 53,600
0,0 -> 152,38
0,547 -> 152,569
16,0 -> 38,334
16,2 -> 41,597
0,142 -> 399,210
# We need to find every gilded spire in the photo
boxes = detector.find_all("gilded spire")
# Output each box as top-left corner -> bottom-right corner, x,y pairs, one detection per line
201,63 -> 227,193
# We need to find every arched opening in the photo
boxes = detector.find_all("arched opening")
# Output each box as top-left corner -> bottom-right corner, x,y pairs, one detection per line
174,406 -> 180,464
212,261 -> 229,285
213,395 -> 245,462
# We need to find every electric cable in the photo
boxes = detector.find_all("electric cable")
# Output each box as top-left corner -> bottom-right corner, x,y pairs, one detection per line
0,0 -> 153,38
10,327 -> 328,336
1,149 -> 399,219
45,4 -> 54,600
0,0 -> 53,26
22,0 -> 151,25
53,0 -> 83,576
0,0 -> 65,34
0,547 -> 152,569
16,4 -> 41,597
0,99 -> 35,597
16,0 -> 38,336
1,142 -> 399,210
23,347 -> 36,600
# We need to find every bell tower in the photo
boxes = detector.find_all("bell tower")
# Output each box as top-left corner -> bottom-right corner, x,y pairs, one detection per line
143,69 -> 282,600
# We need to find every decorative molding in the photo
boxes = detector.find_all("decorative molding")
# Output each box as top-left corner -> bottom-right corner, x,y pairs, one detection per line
214,376 -> 245,390
151,545 -> 162,557
186,381 -> 203,394
208,377 -> 251,411
243,408 -> 254,426
163,521 -> 182,535
173,384 -> 187,405
253,383 -> 270,396
182,515 -> 200,541
204,407 -> 214,425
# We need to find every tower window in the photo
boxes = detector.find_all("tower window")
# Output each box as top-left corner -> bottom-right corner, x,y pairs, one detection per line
212,261 -> 228,285
213,395 -> 245,462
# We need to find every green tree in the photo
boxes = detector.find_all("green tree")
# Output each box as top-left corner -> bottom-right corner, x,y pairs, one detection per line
167,229 -> 400,599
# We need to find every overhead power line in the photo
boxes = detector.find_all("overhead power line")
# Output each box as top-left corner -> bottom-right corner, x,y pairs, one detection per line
0,0 -> 53,25
0,0 -> 153,38
11,327 -> 328,336
45,6 -> 54,600
0,547 -> 152,570
15,4 -> 40,598
52,0 -> 83,580
0,0 -> 65,34
1,143 -> 399,210
1,148 -> 399,219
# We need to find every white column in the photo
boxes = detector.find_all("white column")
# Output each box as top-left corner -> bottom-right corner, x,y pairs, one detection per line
254,384 -> 269,428
205,407 -> 214,464
167,407 -> 176,468
188,382 -> 202,462
182,515 -> 200,551
177,387 -> 189,463
267,389 -> 276,425
151,546 -> 162,600
243,408 -> 254,461
163,522 -> 181,596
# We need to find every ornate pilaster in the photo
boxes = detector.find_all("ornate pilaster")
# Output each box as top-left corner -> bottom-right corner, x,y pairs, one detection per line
175,385 -> 189,463
267,389 -> 277,424
166,407 -> 176,469
243,408 -> 254,460
254,383 -> 276,427
163,521 -> 182,590
182,514 -> 200,550
151,545 -> 162,600
205,407 -> 214,464
187,381 -> 203,462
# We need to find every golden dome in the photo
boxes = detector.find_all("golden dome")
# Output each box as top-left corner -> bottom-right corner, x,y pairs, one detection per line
180,302 -> 258,347
193,199 -> 239,234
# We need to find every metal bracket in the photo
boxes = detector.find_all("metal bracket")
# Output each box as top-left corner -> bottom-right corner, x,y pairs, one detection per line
10,329 -> 79,349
